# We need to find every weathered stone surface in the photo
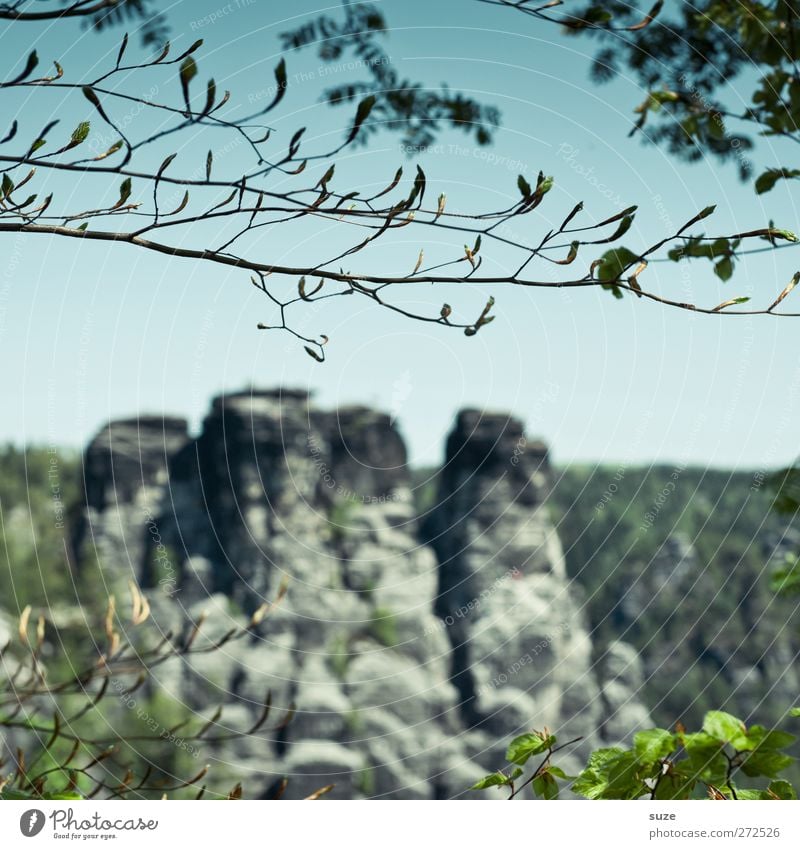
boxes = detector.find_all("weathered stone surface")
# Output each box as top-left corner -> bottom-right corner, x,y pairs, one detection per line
597,641 -> 653,744
72,416 -> 190,596
71,392 -> 651,798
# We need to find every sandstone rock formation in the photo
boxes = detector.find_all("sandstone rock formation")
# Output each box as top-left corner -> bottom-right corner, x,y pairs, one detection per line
72,390 -> 651,798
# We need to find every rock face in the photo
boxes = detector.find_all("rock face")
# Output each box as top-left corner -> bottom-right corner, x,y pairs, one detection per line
424,410 -> 615,769
72,391 -> 651,798
72,416 -> 191,596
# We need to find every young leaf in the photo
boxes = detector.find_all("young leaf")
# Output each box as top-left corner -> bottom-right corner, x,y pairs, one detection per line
116,33 -> 129,68
317,164 -> 335,190
769,228 -> 799,242
68,122 -> 91,149
470,771 -> 513,790
768,272 -> 800,312
634,728 -> 675,765
711,296 -> 749,312
506,732 -> 554,765
713,256 -> 734,282
275,57 -> 287,91
345,95 -> 377,144
1,173 -> 15,199
678,204 -> 716,234
547,766 -> 576,780
82,86 -> 101,108
627,0 -> 664,32
740,749 -> 794,778
94,140 -> 124,161
269,57 -> 288,110
532,772 -> 559,800
703,711 -> 749,748
9,51 -> 38,85
608,214 -> 634,241
596,247 -> 640,282
112,177 -> 132,209
170,191 -> 190,216
766,780 -> 797,800
755,168 -> 800,195
180,57 -> 198,112
203,78 -> 217,115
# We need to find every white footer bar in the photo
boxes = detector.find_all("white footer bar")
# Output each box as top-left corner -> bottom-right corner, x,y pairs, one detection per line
1,800 -> 798,847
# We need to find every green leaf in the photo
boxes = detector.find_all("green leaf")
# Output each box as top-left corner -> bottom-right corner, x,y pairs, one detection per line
517,174 -> 532,199
345,95 -> 377,144
573,748 -> 646,800
769,228 -> 799,242
571,770 -> 604,799
82,86 -> 101,108
506,732 -> 555,766
275,57 -> 287,91
789,707 -> 800,717
767,779 -> 797,800
11,51 -> 38,85
532,771 -> 559,800
648,89 -> 680,109
740,749 -> 794,778
755,168 -> 800,194
680,730 -> 728,785
547,765 -> 576,780
94,140 -> 124,161
608,214 -> 634,241
180,56 -> 198,111
744,725 -> 796,751
535,175 -> 554,197
180,56 -> 198,87
1,173 -> 14,199
713,256 -> 734,281
703,711 -> 749,748
681,730 -> 722,754
68,121 -> 90,148
652,771 -> 695,800
712,295 -> 750,312
116,177 -> 132,207
0,788 -> 40,800
733,788 -> 763,800
596,247 -> 640,282
634,728 -> 675,765
470,771 -> 512,790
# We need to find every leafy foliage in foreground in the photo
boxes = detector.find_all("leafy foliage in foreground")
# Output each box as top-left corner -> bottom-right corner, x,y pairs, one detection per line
0,583 -> 293,801
472,709 -> 800,800
280,2 -> 501,150
493,1 -> 800,289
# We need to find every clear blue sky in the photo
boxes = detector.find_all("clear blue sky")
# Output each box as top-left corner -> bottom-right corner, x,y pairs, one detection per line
1,0 -> 799,469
